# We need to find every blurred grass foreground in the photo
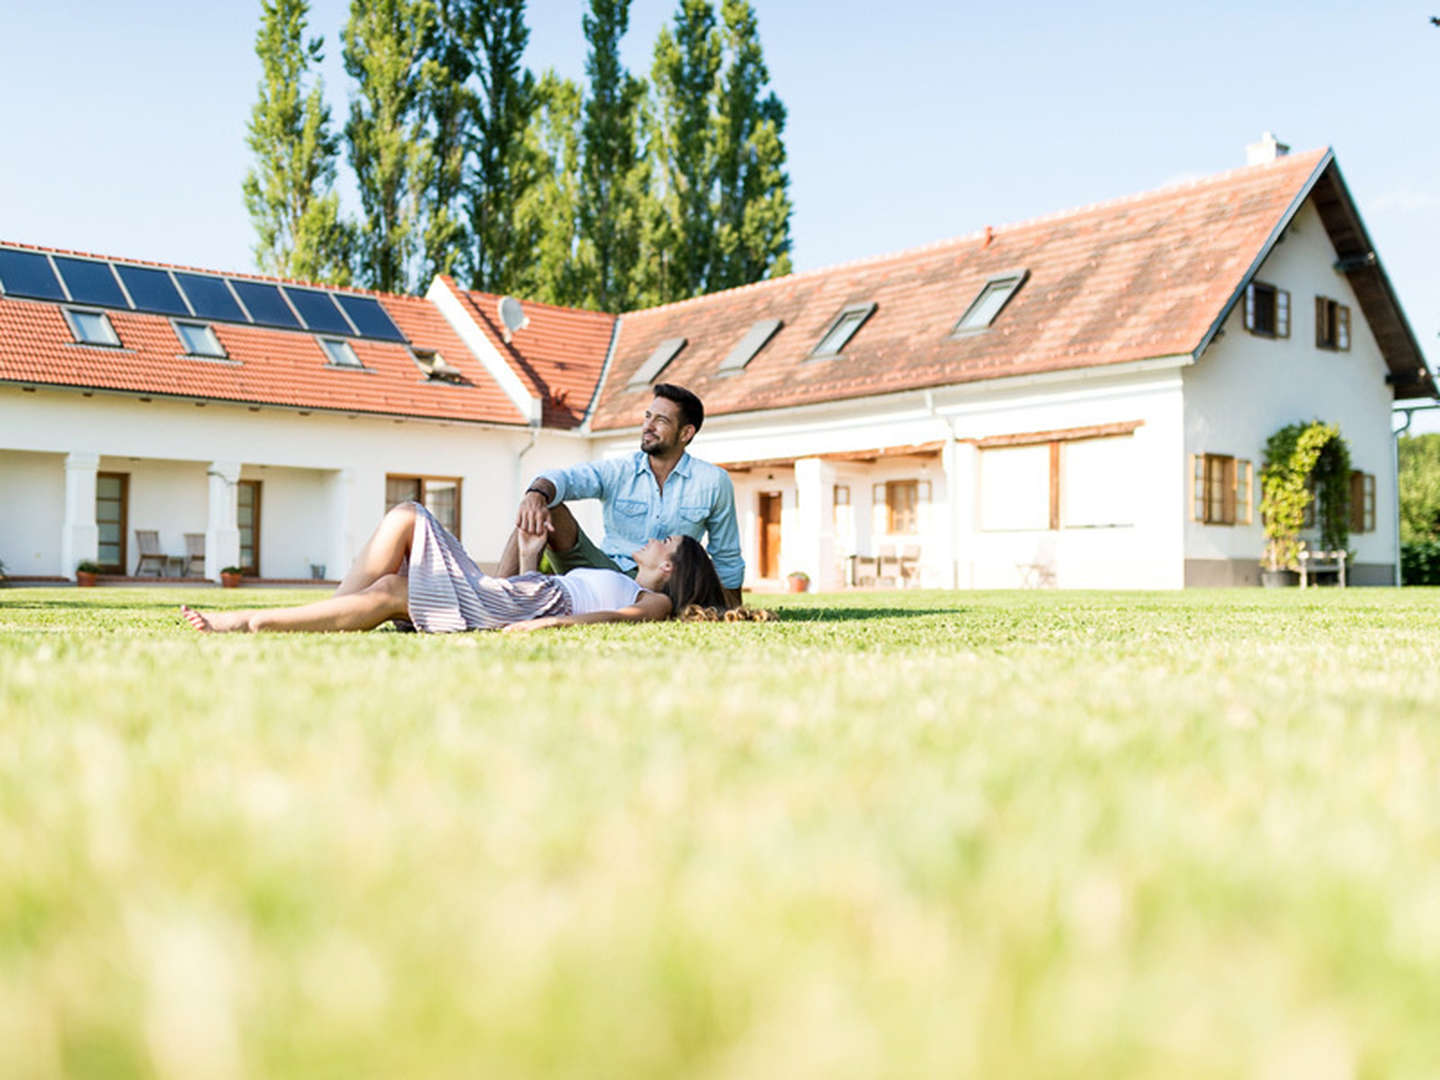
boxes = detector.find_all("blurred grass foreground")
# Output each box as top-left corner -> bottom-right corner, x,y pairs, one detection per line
3,585 -> 1440,1078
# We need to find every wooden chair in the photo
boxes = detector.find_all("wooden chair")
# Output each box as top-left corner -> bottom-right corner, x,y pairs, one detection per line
899,544 -> 922,586
877,545 -> 900,588
183,533 -> 206,577
134,530 -> 167,576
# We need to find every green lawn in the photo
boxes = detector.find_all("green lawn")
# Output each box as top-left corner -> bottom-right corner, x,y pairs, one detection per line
3,585 -> 1439,1078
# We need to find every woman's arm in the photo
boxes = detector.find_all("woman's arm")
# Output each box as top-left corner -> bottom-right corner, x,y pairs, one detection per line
502,590 -> 673,632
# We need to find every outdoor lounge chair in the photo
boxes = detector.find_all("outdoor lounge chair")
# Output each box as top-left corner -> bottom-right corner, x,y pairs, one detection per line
134,530 -> 167,576
183,533 -> 206,577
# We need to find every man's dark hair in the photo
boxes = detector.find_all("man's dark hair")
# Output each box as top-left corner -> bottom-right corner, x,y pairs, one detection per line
653,383 -> 704,434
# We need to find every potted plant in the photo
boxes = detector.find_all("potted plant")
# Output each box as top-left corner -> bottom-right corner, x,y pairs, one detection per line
220,566 -> 244,588
76,560 -> 101,587
786,570 -> 810,593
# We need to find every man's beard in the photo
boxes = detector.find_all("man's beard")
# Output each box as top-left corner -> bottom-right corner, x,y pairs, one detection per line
641,433 -> 670,456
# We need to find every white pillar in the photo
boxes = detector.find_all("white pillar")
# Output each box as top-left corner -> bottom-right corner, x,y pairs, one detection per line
205,461 -> 242,580
941,439 -> 978,589
794,456 -> 838,591
328,467 -> 384,581
62,451 -> 101,580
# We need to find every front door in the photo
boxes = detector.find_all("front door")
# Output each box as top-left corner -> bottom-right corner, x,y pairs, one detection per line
757,491 -> 782,579
95,472 -> 128,574
237,480 -> 261,576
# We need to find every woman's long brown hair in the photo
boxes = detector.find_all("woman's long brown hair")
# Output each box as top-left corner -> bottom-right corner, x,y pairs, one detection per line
662,537 -> 776,622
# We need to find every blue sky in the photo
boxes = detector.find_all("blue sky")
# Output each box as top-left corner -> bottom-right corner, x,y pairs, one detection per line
3,1 -> 1437,421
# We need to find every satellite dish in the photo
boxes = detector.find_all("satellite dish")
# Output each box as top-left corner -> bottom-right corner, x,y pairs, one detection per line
497,296 -> 529,343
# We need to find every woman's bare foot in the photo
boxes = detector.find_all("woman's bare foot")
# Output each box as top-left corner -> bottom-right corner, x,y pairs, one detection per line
180,604 -> 251,633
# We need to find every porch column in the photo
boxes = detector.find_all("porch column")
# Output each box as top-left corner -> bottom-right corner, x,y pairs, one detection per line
328,467 -> 385,581
941,439 -> 978,589
794,456 -> 838,591
205,461 -> 242,580
62,451 -> 100,580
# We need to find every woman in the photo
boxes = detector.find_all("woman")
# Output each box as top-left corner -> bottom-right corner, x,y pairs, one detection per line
180,500 -> 727,634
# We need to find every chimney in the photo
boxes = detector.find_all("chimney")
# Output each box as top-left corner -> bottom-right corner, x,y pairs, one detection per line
1245,131 -> 1290,166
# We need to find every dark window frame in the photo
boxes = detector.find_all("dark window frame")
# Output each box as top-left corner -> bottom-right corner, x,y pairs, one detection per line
62,306 -> 123,348
1315,296 -> 1351,352
95,471 -> 129,575
951,269 -> 1030,336
386,474 -> 463,540
809,303 -> 876,358
237,479 -> 262,576
1244,281 -> 1291,339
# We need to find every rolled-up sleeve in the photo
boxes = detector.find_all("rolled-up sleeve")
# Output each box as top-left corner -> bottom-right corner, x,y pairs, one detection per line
540,460 -> 613,506
705,472 -> 745,589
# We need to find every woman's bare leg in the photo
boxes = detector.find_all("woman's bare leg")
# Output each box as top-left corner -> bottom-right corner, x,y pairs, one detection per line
333,504 -> 418,597
183,574 -> 409,633
496,503 -> 580,576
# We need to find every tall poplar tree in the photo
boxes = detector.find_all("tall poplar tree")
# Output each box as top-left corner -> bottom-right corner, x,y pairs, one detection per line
243,0 -> 352,284
420,0 -> 475,283
463,0 -> 536,292
343,0 -> 435,293
513,72 -> 586,306
579,0 -> 648,311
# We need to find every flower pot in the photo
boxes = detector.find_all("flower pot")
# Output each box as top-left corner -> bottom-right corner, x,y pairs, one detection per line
787,575 -> 809,593
220,572 -> 243,588
1260,569 -> 1299,588
76,571 -> 97,588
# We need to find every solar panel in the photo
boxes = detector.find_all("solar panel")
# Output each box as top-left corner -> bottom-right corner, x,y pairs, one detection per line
229,280 -> 301,329
334,293 -> 406,342
174,272 -> 246,323
283,287 -> 354,335
115,265 -> 190,316
53,256 -> 128,309
0,248 -> 66,301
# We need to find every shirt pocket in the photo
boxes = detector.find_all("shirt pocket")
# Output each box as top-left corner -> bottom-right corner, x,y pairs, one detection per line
615,498 -> 648,518
679,504 -> 709,524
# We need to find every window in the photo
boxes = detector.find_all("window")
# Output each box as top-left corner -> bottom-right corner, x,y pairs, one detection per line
953,270 -> 1029,334
628,338 -> 686,388
95,472 -> 128,574
174,320 -> 227,358
1062,436 -> 1136,527
1244,281 -> 1290,338
980,445 -> 1051,531
718,319 -> 782,374
833,484 -> 850,527
64,308 -> 120,347
1190,453 -> 1252,525
811,303 -> 875,357
1316,297 -> 1351,351
411,348 -> 464,382
1349,471 -> 1376,533
387,475 -> 461,538
873,480 -> 929,535
320,337 -> 363,368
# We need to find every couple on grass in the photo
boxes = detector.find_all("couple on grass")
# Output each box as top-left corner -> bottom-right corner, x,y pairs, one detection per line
183,384 -> 764,634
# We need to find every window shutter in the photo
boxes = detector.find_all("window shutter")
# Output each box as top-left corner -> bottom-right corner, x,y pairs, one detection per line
1338,306 -> 1350,350
1244,285 -> 1255,331
1191,454 -> 1204,521
1349,471 -> 1364,533
1315,296 -> 1326,347
1364,473 -> 1376,531
1276,289 -> 1290,338
1223,457 -> 1237,524
1238,460 -> 1253,525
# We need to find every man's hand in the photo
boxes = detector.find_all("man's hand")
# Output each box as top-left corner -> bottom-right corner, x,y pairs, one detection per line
516,489 -> 554,536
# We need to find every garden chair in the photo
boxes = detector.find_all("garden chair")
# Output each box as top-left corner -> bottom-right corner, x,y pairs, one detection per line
183,533 -> 206,577
899,545 -> 922,586
134,530 -> 167,576
877,545 -> 900,588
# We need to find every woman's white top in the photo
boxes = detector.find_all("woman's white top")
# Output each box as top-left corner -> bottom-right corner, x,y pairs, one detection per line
555,567 -> 651,615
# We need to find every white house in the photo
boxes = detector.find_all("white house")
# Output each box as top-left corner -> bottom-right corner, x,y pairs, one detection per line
1,139 -> 1432,589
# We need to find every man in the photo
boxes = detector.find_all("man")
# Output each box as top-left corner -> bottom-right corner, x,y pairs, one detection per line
497,383 -> 745,607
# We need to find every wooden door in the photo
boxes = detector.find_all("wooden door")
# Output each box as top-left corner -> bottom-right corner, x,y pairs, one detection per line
95,472 -> 128,574
758,491 -> 782,579
237,480 -> 261,576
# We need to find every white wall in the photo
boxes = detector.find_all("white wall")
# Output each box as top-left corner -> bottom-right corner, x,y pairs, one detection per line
1183,199 -> 1398,575
0,450 -> 65,576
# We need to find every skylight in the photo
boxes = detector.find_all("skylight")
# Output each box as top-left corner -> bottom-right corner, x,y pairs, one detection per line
320,338 -> 363,368
628,337 -> 687,388
65,308 -> 120,347
174,320 -> 227,358
811,303 -> 875,357
953,270 -> 1029,334
718,318 -> 782,374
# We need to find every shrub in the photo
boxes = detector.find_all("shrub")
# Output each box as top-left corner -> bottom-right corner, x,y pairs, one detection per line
1401,540 -> 1440,585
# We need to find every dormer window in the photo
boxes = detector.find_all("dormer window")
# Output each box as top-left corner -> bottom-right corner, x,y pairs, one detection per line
718,318 -> 782,374
628,337 -> 686,388
320,337 -> 363,368
811,303 -> 875,357
174,320 -> 227,359
412,347 -> 465,382
1244,281 -> 1290,338
953,270 -> 1028,334
64,308 -> 120,347
1315,297 -> 1350,351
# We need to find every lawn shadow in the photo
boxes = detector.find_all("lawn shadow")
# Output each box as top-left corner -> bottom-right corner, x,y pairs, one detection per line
774,607 -> 960,622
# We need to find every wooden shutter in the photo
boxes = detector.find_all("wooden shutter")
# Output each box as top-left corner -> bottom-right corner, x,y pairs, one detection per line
1276,289 -> 1290,338
1191,454 -> 1205,520
1338,305 -> 1350,350
1349,471 -> 1364,532
1315,296 -> 1327,347
1243,285 -> 1256,331
1237,460 -> 1253,525
1364,473 -> 1375,531
1222,457 -> 1237,525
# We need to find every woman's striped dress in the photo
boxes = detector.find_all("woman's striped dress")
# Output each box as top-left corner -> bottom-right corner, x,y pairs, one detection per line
400,502 -> 571,632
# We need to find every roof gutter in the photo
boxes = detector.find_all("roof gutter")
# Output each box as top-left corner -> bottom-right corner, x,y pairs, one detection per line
577,314 -> 624,437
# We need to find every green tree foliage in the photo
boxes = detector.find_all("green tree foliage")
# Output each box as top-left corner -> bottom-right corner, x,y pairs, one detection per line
461,0 -> 536,293
1259,421 -> 1350,570
512,72 -> 587,305
343,0 -> 435,293
419,0 -> 476,283
710,0 -> 791,290
1399,432 -> 1440,543
243,0 -> 352,285
579,0 -> 648,311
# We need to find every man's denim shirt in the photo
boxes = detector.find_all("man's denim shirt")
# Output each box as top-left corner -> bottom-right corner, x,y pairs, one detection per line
541,452 -> 745,588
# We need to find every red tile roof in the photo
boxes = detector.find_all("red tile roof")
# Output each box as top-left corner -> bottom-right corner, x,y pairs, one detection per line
0,243 -> 526,425
589,149 -> 1392,430
442,279 -> 615,429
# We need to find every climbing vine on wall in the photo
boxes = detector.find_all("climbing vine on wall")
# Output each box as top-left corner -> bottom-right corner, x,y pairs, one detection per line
1259,420 -> 1351,570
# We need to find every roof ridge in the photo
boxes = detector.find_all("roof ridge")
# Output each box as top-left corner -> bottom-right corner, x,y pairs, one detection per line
462,285 -> 616,320
626,147 -> 1330,318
